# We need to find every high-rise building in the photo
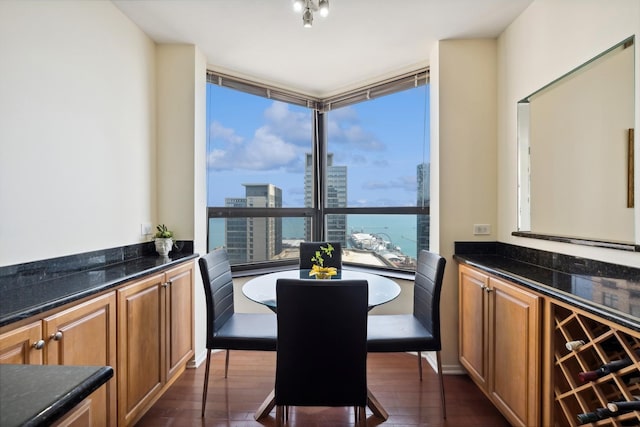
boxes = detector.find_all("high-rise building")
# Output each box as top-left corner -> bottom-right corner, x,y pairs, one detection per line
224,184 -> 282,264
417,162 -> 430,252
304,153 -> 347,245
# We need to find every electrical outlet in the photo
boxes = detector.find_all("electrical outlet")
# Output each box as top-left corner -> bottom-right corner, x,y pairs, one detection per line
141,222 -> 152,236
473,224 -> 491,235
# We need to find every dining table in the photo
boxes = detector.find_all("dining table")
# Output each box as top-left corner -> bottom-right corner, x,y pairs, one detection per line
242,268 -> 401,421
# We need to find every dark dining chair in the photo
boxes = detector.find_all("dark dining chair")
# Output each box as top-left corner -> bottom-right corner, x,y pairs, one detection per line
298,241 -> 342,269
274,279 -> 369,425
366,249 -> 447,419
198,248 -> 277,417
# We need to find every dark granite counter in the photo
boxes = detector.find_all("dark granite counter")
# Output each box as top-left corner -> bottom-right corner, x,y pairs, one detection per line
454,242 -> 640,332
0,243 -> 198,327
0,364 -> 113,427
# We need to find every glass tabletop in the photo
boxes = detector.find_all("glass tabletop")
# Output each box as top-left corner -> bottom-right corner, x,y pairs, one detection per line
242,269 -> 401,310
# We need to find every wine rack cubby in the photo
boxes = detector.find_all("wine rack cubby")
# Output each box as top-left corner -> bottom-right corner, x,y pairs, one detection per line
553,303 -> 640,426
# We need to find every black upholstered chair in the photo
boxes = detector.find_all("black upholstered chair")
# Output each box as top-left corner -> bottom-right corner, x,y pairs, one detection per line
298,241 -> 342,270
274,279 -> 368,425
367,249 -> 447,419
199,248 -> 277,417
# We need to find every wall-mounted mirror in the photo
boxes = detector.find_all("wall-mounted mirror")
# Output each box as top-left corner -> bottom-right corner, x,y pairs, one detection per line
516,36 -> 637,251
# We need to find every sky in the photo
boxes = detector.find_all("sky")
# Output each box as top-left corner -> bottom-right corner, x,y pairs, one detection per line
206,83 -> 430,208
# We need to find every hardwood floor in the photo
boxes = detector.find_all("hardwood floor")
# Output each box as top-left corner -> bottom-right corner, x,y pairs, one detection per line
136,351 -> 510,427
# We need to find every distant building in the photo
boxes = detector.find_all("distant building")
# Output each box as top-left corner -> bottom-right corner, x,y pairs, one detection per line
304,153 -> 347,245
224,183 -> 282,264
417,162 -> 430,252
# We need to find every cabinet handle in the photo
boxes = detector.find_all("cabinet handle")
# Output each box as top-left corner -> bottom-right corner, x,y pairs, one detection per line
485,287 -> 493,294
50,331 -> 63,341
162,281 -> 171,288
32,339 -> 45,350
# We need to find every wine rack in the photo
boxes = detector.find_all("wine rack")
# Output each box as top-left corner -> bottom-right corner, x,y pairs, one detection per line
553,302 -> 640,426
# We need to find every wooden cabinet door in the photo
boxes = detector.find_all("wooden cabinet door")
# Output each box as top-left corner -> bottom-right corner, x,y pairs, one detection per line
117,273 -> 165,427
44,292 -> 117,427
0,321 -> 44,364
459,264 -> 489,389
488,276 -> 541,427
164,262 -> 194,381
52,398 -> 92,427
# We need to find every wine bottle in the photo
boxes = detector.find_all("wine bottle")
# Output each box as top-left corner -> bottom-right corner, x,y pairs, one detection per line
577,407 -> 615,424
566,340 -> 586,351
579,357 -> 635,382
607,396 -> 640,413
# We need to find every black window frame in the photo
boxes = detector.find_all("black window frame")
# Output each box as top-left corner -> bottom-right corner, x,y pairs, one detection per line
206,69 -> 430,275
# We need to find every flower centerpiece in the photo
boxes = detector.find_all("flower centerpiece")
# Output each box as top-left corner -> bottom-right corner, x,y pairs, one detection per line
308,243 -> 337,279
154,224 -> 174,257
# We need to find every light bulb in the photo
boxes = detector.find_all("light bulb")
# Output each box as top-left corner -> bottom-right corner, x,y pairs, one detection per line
319,0 -> 329,17
303,7 -> 313,27
293,0 -> 304,12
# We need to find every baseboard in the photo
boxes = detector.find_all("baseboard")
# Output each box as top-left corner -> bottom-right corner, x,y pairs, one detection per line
188,349 -> 466,375
187,348 -> 219,369
419,351 -> 466,375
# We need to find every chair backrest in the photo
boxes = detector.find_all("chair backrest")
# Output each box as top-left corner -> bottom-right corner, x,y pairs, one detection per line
198,248 -> 235,346
274,279 -> 368,408
413,250 -> 446,349
298,241 -> 342,270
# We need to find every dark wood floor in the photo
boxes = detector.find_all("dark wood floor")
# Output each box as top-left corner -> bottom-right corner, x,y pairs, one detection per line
136,351 -> 510,427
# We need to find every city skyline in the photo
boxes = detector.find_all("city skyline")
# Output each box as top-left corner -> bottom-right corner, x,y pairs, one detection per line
206,83 -> 430,208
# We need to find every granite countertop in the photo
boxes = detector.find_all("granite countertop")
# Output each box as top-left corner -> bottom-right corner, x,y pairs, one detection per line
454,248 -> 640,332
0,364 -> 113,427
0,252 -> 198,327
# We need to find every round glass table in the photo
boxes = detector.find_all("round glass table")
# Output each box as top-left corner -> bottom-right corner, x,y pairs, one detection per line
242,269 -> 401,311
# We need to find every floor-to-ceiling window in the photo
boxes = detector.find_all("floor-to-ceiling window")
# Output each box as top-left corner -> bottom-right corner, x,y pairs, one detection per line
206,70 -> 430,272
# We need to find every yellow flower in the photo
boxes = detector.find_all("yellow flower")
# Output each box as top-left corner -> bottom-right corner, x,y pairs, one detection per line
309,264 -> 337,279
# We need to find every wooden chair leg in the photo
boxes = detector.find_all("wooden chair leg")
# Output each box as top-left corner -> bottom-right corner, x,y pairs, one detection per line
224,349 -> 230,378
418,351 -> 423,381
201,349 -> 212,417
436,351 -> 446,419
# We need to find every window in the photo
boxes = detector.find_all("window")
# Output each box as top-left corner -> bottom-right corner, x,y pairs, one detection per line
206,70 -> 429,271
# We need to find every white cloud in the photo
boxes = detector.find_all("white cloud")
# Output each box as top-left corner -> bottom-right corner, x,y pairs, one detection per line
327,110 -> 385,151
208,101 -> 311,171
210,121 -> 243,144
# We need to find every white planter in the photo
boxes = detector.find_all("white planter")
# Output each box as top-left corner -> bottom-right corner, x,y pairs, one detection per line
155,238 -> 173,257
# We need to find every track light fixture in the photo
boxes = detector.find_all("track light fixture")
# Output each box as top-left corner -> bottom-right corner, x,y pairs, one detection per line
293,0 -> 329,28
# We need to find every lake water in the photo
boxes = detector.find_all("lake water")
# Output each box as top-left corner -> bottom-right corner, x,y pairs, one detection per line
209,214 -> 423,260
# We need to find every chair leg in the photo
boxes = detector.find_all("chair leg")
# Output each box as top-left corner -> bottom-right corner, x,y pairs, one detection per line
201,349 -> 212,417
355,405 -> 366,424
224,349 -> 230,378
276,405 -> 285,426
417,351 -> 423,381
436,351 -> 446,419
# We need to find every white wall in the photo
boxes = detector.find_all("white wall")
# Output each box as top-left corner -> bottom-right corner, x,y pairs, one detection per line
498,0 -> 640,268
0,1 -> 157,266
432,39 -> 499,371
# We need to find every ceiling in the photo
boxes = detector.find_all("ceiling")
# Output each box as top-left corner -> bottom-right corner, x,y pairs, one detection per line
112,0 -> 533,98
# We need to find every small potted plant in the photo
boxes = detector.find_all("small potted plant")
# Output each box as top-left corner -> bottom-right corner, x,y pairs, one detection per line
309,243 -> 337,279
154,224 -> 174,257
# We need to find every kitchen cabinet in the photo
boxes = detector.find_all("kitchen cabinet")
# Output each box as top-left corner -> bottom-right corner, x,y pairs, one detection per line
117,262 -> 194,426
0,292 -> 116,427
52,399 -> 92,427
0,258 -> 194,427
45,292 -> 116,427
458,264 -> 541,427
0,321 -> 44,364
